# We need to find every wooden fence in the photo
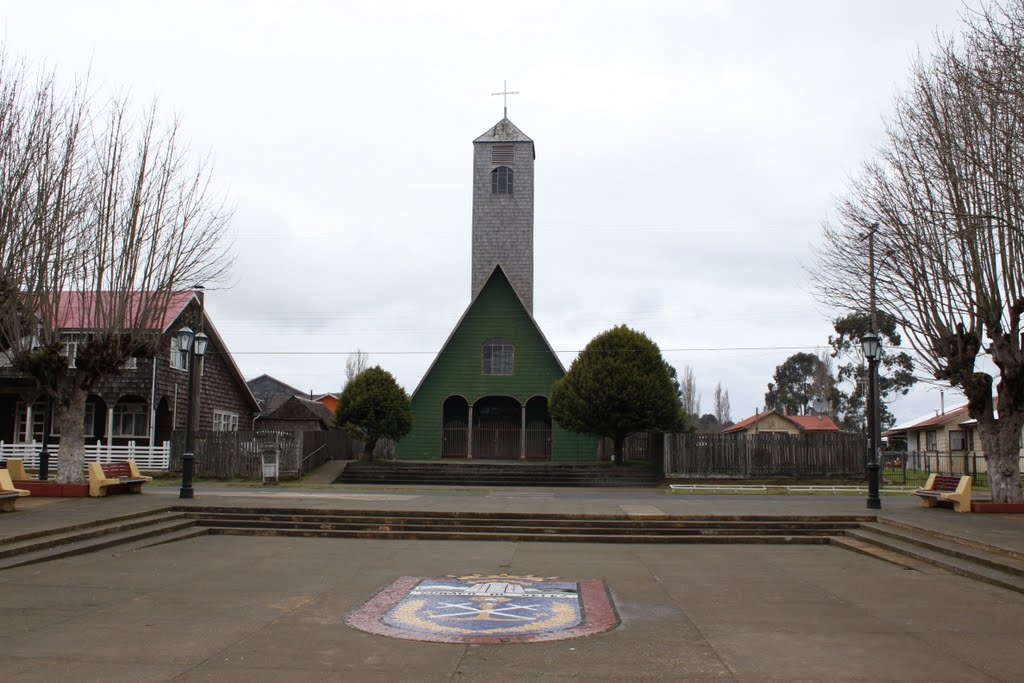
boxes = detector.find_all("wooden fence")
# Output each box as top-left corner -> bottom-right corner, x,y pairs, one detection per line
597,432 -> 663,464
170,430 -> 300,479
664,432 -> 865,478
171,429 -> 370,479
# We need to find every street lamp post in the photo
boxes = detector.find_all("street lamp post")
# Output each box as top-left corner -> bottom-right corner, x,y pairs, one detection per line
176,325 -> 208,499
861,331 -> 882,510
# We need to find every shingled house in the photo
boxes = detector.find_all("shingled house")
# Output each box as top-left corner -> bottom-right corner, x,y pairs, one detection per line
0,291 -> 259,455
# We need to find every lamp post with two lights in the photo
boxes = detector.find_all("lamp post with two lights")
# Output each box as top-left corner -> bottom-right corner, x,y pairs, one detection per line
174,325 -> 208,499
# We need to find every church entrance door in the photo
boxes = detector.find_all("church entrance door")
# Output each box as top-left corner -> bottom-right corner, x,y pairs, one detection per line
441,396 -> 469,458
472,396 -> 521,460
525,396 -> 552,460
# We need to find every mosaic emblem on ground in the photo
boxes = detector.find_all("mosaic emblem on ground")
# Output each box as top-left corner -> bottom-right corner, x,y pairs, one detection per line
346,574 -> 619,643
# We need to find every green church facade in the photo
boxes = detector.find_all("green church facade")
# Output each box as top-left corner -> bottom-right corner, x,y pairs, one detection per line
396,267 -> 597,461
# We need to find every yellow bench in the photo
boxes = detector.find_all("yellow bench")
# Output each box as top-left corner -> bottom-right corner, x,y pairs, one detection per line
4,458 -> 30,482
88,461 -> 153,497
913,474 -> 972,513
0,469 -> 30,512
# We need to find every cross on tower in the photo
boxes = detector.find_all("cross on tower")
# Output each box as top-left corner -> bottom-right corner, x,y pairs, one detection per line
491,80 -> 519,118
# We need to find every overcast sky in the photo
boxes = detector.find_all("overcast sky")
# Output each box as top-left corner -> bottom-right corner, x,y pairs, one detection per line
3,0 -> 974,424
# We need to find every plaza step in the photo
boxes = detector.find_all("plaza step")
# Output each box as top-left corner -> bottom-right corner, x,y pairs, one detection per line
337,462 -> 662,487
834,522 -> 1024,595
209,526 -> 836,544
179,508 -> 866,544
0,510 -> 197,571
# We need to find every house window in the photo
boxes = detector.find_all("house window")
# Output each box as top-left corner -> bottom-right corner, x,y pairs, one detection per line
491,166 -> 513,195
949,430 -> 967,451
213,411 -> 239,432
14,401 -> 46,443
491,145 -> 514,164
925,430 -> 937,451
15,401 -> 96,441
112,401 -> 148,437
482,338 -> 514,376
60,333 -> 87,367
170,335 -> 189,371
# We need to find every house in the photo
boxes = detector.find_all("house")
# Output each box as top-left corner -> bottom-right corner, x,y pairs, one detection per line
884,403 -> 976,457
721,411 -> 840,435
247,374 -> 306,414
0,290 -> 259,453
256,395 -> 335,432
312,392 -> 339,413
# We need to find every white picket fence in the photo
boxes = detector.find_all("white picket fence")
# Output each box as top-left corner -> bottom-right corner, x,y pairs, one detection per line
0,441 -> 171,470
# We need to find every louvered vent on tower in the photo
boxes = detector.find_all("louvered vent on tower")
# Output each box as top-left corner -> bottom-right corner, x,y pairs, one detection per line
491,145 -> 515,164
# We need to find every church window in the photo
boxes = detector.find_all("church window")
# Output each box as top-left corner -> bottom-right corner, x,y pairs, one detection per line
482,338 -> 514,375
491,166 -> 513,195
491,145 -> 514,164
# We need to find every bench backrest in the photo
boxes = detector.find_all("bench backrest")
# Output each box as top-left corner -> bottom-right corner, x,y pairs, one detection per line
101,462 -> 133,478
931,475 -> 964,491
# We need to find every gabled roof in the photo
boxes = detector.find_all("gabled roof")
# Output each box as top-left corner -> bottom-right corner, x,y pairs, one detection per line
259,395 -> 334,423
722,410 -> 839,434
200,312 -> 261,413
246,374 -> 305,398
885,403 -> 972,435
53,290 -> 195,332
474,117 -> 533,143
410,264 -> 563,400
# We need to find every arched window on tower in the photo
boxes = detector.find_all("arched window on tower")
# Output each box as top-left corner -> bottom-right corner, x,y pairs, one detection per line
491,166 -> 513,195
482,337 -> 514,375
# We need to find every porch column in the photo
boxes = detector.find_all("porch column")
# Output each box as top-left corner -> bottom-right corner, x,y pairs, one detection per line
24,402 -> 32,443
520,403 -> 526,460
106,407 -> 115,462
467,403 -> 473,460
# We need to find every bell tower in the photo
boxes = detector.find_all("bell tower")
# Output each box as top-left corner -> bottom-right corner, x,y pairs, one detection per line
471,117 -> 535,313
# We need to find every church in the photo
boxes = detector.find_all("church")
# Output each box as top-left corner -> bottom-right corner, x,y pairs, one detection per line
395,114 -> 597,461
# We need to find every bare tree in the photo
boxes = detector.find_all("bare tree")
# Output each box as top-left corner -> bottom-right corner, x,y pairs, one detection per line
811,1 -> 1024,502
0,55 -> 233,484
678,365 -> 700,426
344,348 -> 370,388
713,382 -> 731,425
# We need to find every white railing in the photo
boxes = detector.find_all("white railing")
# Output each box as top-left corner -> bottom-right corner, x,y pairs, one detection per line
0,440 -> 171,470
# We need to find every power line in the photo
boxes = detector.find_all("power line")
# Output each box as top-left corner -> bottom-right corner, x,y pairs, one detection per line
228,345 -> 815,356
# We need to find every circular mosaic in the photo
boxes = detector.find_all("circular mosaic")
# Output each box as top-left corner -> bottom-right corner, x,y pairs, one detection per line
346,574 -> 619,643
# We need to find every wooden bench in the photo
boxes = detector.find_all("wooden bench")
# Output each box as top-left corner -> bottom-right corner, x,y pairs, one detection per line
913,474 -> 972,513
0,469 -> 31,512
88,461 -> 153,498
3,458 -> 30,482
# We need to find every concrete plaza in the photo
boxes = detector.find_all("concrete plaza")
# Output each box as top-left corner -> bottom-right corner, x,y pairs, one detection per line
1,483 -> 1023,681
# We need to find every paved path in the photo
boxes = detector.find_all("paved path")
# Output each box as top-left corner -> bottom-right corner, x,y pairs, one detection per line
2,482 -> 1023,681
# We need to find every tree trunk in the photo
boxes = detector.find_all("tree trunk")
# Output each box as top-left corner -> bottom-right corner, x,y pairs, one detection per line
55,388 -> 88,485
363,438 -> 378,462
613,436 -> 624,465
979,415 -> 1024,504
